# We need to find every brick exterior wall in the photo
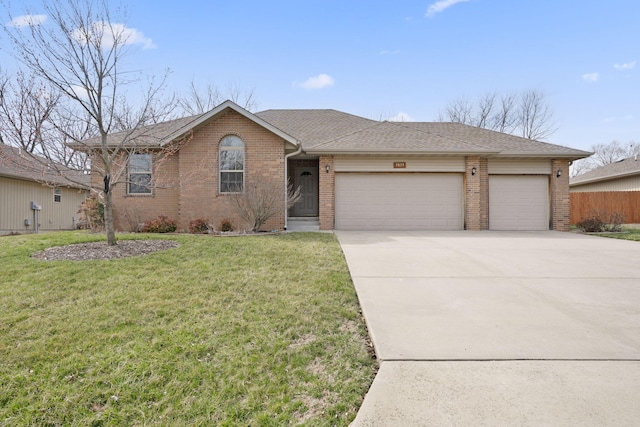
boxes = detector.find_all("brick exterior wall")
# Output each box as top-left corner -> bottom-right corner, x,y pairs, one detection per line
465,156 -> 481,230
94,109 -> 289,232
89,153 -> 180,232
318,155 -> 335,230
479,158 -> 489,230
116,152 -> 180,231
178,109 -> 286,232
551,159 -> 570,231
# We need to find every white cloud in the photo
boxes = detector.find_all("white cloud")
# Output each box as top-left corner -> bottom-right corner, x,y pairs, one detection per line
72,22 -> 156,49
297,74 -> 335,90
389,112 -> 413,122
8,14 -> 47,28
614,61 -> 636,70
425,0 -> 471,17
603,114 -> 633,123
582,72 -> 599,83
69,84 -> 91,101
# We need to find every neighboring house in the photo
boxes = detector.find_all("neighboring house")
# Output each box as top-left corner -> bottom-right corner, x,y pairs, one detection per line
82,100 -> 589,233
570,156 -> 640,224
0,144 -> 89,235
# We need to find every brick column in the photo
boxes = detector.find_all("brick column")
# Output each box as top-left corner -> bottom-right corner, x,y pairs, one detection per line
479,158 -> 489,230
551,159 -> 570,231
319,155 -> 335,230
465,156 -> 481,230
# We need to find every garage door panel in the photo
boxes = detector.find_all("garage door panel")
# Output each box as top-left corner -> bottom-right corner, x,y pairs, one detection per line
489,175 -> 549,231
335,173 -> 463,230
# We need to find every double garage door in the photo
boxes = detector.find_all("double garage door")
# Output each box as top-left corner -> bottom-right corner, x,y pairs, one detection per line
334,173 -> 550,231
335,173 -> 463,230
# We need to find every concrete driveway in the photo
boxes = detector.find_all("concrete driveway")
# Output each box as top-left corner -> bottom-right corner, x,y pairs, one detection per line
337,231 -> 640,426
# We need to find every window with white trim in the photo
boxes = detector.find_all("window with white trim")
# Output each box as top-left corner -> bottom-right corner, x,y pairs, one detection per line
53,187 -> 61,203
219,136 -> 244,193
128,153 -> 152,194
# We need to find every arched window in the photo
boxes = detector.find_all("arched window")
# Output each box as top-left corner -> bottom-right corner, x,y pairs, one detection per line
219,135 -> 244,193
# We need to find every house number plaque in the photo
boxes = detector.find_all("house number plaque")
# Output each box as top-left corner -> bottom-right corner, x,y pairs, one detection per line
393,162 -> 406,168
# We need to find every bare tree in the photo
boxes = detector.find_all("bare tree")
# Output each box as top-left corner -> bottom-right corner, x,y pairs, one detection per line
440,96 -> 474,125
570,140 -> 639,177
2,0 -> 174,245
0,69 -> 60,153
439,89 -> 557,140
0,68 -> 91,170
178,79 -> 258,115
228,176 -> 301,232
518,89 -> 557,140
491,92 -> 518,134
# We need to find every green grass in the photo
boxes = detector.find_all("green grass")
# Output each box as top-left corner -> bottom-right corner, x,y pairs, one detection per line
0,232 -> 376,426
597,227 -> 640,242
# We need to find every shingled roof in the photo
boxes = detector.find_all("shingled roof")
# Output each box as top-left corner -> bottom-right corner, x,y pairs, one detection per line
255,109 -> 377,148
0,144 -> 89,188
256,109 -> 590,158
304,121 -> 497,154
78,101 -> 299,149
570,156 -> 640,186
76,101 -> 590,159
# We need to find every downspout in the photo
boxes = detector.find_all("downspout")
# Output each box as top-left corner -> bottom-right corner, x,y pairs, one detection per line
284,145 -> 303,230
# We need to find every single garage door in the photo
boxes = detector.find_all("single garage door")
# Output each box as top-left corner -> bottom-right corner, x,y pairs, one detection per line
489,175 -> 549,230
335,173 -> 463,230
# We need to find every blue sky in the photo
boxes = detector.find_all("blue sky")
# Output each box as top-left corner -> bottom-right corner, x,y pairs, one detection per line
3,0 -> 639,151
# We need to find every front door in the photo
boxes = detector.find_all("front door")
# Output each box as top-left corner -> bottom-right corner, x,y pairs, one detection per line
293,167 -> 319,216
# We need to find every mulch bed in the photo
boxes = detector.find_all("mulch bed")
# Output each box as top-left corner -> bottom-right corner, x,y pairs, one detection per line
32,240 -> 179,261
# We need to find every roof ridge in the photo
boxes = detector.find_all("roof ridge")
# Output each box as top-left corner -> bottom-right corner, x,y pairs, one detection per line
257,108 -> 378,125
388,121 -> 496,152
306,121 -> 385,149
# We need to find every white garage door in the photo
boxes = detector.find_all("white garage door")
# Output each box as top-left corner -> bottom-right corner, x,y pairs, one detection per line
335,173 -> 463,230
489,175 -> 549,231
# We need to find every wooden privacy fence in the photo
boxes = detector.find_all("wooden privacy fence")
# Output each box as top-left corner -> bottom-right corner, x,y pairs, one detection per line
570,191 -> 640,224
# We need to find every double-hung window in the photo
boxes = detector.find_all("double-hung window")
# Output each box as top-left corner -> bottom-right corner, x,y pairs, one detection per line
53,187 -> 62,202
128,153 -> 152,194
219,136 -> 244,193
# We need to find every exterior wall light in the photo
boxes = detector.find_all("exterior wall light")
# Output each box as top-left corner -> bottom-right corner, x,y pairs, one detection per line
326,164 -> 330,173
471,167 -> 477,176
556,169 -> 562,178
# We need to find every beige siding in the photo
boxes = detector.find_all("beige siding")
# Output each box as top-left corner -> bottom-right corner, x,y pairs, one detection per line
570,175 -> 640,192
0,176 -> 87,234
488,158 -> 551,175
333,156 -> 465,172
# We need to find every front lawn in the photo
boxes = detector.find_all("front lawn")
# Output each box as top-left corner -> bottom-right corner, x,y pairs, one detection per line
0,232 -> 376,426
595,227 -> 640,242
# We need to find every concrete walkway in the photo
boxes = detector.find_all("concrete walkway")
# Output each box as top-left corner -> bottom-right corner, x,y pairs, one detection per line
336,231 -> 640,426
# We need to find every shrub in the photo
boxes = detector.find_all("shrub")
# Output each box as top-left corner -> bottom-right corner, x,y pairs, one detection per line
576,209 -> 625,232
227,175 -> 301,231
142,215 -> 177,233
77,194 -> 104,231
219,218 -> 234,232
576,217 -> 604,232
189,218 -> 210,234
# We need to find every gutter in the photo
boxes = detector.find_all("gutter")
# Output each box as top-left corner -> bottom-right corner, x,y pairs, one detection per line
283,145 -> 303,230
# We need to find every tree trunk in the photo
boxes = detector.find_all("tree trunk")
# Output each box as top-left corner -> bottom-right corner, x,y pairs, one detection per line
104,189 -> 117,246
